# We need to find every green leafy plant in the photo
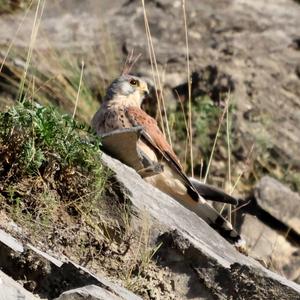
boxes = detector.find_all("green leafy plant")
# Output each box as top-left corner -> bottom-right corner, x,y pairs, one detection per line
0,100 -> 108,227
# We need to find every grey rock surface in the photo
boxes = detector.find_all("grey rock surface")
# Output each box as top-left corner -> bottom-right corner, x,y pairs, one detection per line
0,156 -> 300,299
55,285 -> 124,300
0,270 -> 40,300
110,0 -> 300,166
0,229 -> 23,253
241,214 -> 300,284
0,1 -> 300,298
254,176 -> 300,233
0,0 -> 299,167
0,228 -> 142,300
101,153 -> 300,299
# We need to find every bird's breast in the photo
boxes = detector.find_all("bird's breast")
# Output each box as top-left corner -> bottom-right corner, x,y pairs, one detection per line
95,105 -> 133,134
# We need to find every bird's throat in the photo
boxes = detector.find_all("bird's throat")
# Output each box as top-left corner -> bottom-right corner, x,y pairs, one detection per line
107,93 -> 142,108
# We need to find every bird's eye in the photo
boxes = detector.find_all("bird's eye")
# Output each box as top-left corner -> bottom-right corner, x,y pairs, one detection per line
129,79 -> 138,86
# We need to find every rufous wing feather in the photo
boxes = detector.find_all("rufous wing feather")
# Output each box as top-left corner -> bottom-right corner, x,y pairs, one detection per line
125,106 -> 199,201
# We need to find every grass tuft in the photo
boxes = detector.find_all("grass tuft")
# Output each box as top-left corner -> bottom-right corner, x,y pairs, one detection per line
0,100 -> 108,229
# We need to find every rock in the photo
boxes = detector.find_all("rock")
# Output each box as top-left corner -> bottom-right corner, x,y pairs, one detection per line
109,0 -> 300,167
0,228 -> 23,252
0,270 -> 40,300
254,176 -> 300,234
0,1 -> 300,297
55,285 -> 124,300
101,153 -> 300,299
0,0 -> 299,167
1,152 -> 300,299
0,228 -> 142,300
240,215 -> 300,284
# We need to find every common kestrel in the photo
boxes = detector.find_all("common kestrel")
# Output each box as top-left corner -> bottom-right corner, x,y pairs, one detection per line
92,74 -> 245,249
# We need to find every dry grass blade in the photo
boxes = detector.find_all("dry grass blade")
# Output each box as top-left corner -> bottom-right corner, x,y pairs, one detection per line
203,95 -> 230,184
231,144 -> 255,194
199,158 -> 204,181
0,1 -> 33,74
175,89 -> 190,166
182,0 -> 194,177
122,49 -> 142,75
231,199 -> 251,213
123,49 -> 134,74
72,60 -> 84,120
226,96 -> 232,188
226,96 -> 232,222
18,0 -> 45,102
220,142 -> 255,215
141,0 -> 172,147
226,144 -> 255,215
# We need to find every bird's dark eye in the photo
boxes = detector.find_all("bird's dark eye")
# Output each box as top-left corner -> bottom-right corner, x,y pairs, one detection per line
129,79 -> 138,86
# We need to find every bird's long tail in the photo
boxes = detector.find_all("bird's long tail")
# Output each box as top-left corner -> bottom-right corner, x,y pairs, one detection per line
189,177 -> 239,205
173,191 -> 246,251
142,158 -> 246,251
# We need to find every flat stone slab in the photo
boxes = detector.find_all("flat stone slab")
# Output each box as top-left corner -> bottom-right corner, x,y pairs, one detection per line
255,176 -> 300,233
55,285 -> 125,300
101,153 -> 300,299
0,270 -> 40,300
0,227 -> 142,300
241,214 -> 300,283
0,229 -> 23,253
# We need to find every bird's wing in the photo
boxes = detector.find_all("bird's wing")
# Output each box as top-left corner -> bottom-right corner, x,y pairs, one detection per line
125,107 -> 246,251
125,106 -> 200,202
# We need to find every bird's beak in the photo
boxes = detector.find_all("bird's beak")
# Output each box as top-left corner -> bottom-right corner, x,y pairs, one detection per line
140,84 -> 149,97
143,87 -> 150,97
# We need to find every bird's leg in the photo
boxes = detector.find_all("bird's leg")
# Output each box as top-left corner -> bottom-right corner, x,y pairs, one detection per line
137,148 -> 164,177
138,163 -> 164,178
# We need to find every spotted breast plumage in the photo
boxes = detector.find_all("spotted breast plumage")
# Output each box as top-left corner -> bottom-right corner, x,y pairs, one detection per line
91,74 -> 245,250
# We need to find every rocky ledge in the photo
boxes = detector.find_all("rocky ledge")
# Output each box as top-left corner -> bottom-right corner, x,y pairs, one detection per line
1,153 -> 299,300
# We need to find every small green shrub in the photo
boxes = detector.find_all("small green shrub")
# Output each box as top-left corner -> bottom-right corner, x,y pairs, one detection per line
0,100 -> 103,177
0,100 -> 107,225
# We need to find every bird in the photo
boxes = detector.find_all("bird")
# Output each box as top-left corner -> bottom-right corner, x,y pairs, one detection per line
91,74 -> 245,250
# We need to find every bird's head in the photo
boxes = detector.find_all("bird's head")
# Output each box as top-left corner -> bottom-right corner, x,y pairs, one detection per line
105,75 -> 149,107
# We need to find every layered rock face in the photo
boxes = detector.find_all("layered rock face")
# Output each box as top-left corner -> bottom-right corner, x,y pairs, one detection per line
1,154 -> 300,299
1,0 -> 300,166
